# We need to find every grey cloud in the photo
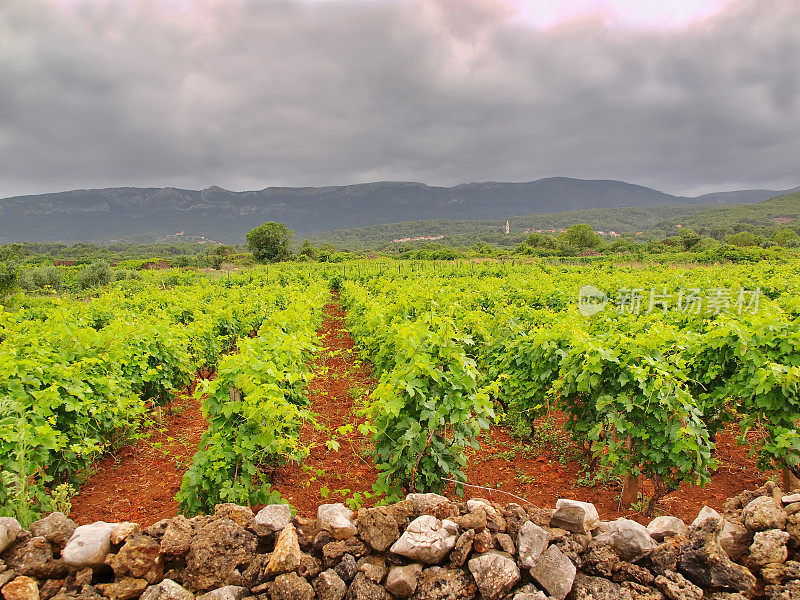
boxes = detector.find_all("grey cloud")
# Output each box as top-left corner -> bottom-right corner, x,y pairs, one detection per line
0,0 -> 798,198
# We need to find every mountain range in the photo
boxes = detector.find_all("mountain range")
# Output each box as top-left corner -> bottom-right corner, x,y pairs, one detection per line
0,178 -> 796,243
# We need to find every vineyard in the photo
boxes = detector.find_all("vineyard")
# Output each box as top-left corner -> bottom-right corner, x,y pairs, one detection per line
2,259 -> 800,525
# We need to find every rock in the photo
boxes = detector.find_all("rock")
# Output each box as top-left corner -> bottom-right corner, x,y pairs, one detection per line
38,579 -> 65,600
76,568 -> 94,588
293,518 -> 318,552
654,570 -> 702,600
384,564 -> 422,599
110,524 -> 138,545
516,521 -> 550,569
742,496 -> 787,531
495,533 -> 515,554
323,540 -> 368,568
196,586 -> 249,600
404,494 -> 457,520
530,545 -> 576,600
269,573 -> 314,600
467,551 -> 520,600
705,594 -> 747,600
184,518 -> 257,592
265,524 -> 302,577
785,502 -> 800,515
512,591 -> 547,600
106,533 -> 163,584
3,537 -> 66,579
389,516 -> 458,564
355,509 -> 399,553
622,581 -> 663,600
213,506 -> 253,529
749,529 -> 789,568
411,567 -> 476,600
253,506 -> 292,535
62,523 -> 116,568
317,505 -> 356,541
358,562 -> 385,586
550,499 -> 599,535
719,519 -> 751,563
140,579 -> 195,600
334,555 -> 357,583
762,561 -> 800,586
677,520 -> 756,595
648,517 -> 688,542
465,500 -> 505,532
448,530 -> 474,568
782,493 -> 800,505
161,517 -> 192,556
344,572 -> 387,600
297,554 -> 322,580
1,576 -> 39,600
472,529 -> 493,554
570,574 -> 633,600
0,573 -> 16,590
0,518 -> 22,542
313,570 -> 347,600
595,518 -> 657,562
502,504 -> 529,539
452,510 -> 487,532
689,506 -> 723,530
30,514 -> 76,550
96,577 -> 149,600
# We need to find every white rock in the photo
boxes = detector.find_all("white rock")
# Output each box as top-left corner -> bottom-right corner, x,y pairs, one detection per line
749,529 -> 789,567
782,493 -> 800,505
516,521 -> 550,569
140,579 -> 195,600
405,493 -> 454,518
595,518 -> 657,562
390,515 -> 459,564
384,564 -> 423,598
647,516 -> 689,542
550,499 -> 599,534
743,496 -> 787,531
530,545 -> 576,600
690,506 -> 723,530
0,523 -> 15,554
317,504 -> 356,540
196,586 -> 248,600
254,504 -> 292,533
62,522 -> 116,567
468,551 -> 521,600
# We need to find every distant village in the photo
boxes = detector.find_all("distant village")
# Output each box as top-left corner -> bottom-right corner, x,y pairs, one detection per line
391,220 -> 644,243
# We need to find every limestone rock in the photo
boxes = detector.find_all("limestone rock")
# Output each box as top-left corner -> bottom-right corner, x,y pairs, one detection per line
465,500 -> 505,532
0,518 -> 23,543
184,518 -> 257,592
516,521 -> 550,569
530,545 -> 576,600
719,519 -> 751,563
213,506 -> 253,529
106,533 -> 163,583
404,494 -> 457,520
269,573 -> 313,600
323,539 -> 368,567
140,579 -> 195,600
495,533 -> 515,554
647,517 -> 688,542
448,530 -> 474,568
296,554 -> 322,580
452,510 -> 487,532
467,551 -> 520,600
30,514 -> 76,550
749,529 -> 789,568
550,499 -> 599,535
654,570 -> 702,600
62,523 -> 116,568
595,518 -> 657,562
1,576 -> 39,600
253,506 -> 292,535
110,523 -> 138,546
317,505 -> 356,541
472,529 -> 493,554
344,572 -> 387,600
355,509 -> 399,553
4,536 -> 66,579
677,520 -> 756,595
265,524 -> 302,577
570,574 -> 634,600
742,496 -> 787,531
389,516 -> 458,564
502,504 -> 530,539
689,506 -> 723,531
384,564 -> 422,599
334,555 -> 358,583
196,586 -> 249,600
761,561 -> 800,586
313,570 -> 346,600
161,517 -> 192,557
411,567 -> 476,600
96,577 -> 149,600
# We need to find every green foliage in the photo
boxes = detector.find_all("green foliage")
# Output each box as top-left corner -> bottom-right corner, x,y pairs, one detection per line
0,261 -> 20,296
773,228 -> 800,247
246,222 -> 293,263
725,231 -> 760,247
558,224 -> 603,250
77,261 -> 113,289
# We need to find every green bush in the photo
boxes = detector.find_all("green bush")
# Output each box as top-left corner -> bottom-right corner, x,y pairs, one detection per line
77,261 -> 113,289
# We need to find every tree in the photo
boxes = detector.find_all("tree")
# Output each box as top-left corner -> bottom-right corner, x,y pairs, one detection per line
678,228 -> 702,251
299,240 -> 317,260
725,231 -> 759,247
246,222 -> 293,263
773,228 -> 800,247
559,224 -> 602,250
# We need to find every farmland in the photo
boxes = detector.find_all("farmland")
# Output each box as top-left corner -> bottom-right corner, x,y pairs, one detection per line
2,258 -> 800,527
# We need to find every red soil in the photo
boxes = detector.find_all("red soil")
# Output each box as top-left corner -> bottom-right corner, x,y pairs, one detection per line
69,294 -> 773,527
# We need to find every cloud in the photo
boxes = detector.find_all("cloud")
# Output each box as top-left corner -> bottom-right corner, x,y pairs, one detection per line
0,0 -> 798,198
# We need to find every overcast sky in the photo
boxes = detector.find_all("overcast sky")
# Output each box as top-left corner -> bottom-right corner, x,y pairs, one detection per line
1,0 -> 798,198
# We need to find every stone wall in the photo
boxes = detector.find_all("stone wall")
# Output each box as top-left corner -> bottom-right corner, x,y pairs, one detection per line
2,482 -> 800,600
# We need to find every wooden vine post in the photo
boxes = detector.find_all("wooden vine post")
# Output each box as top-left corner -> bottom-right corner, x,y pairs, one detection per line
620,437 -> 640,506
